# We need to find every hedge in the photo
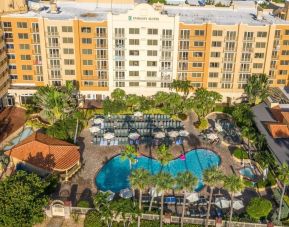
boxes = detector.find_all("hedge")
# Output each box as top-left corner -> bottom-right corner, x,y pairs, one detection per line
233,148 -> 249,159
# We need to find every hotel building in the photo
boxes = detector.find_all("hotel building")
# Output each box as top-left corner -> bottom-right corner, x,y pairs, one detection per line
1,1 -> 289,105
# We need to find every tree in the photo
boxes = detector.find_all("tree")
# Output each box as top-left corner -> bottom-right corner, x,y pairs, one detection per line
129,169 -> 151,227
203,167 -> 224,227
277,163 -> 289,222
170,80 -> 193,99
246,197 -> 272,221
93,192 -> 113,227
244,74 -> 269,105
224,175 -> 245,227
154,172 -> 175,227
120,145 -> 138,169
0,171 -> 50,226
232,103 -> 254,128
111,88 -> 126,101
176,171 -> 198,227
162,93 -> 184,115
154,91 -> 169,107
126,94 -> 141,112
156,145 -> 173,166
192,88 -> 222,118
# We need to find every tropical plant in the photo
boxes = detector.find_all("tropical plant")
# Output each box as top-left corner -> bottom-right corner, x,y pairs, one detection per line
170,80 -> 193,99
154,91 -> 169,107
129,169 -> 151,227
246,197 -> 272,221
223,175 -> 245,227
0,171 -> 50,226
93,192 -> 113,227
121,145 -> 138,169
111,88 -> 126,101
233,148 -> 249,160
203,167 -> 224,227
232,103 -> 254,128
176,171 -> 198,227
148,174 -> 157,212
156,145 -> 173,166
244,74 -> 269,105
126,94 -> 141,112
192,88 -> 222,118
196,118 -> 209,131
277,163 -> 289,222
154,172 -> 175,227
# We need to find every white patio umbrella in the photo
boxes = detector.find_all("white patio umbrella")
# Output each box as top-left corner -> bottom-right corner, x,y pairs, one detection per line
207,133 -> 219,141
215,197 -> 230,209
103,132 -> 115,140
89,126 -> 100,134
215,123 -> 223,132
128,132 -> 140,140
149,187 -> 162,197
186,192 -> 199,203
179,130 -> 189,137
233,200 -> 244,210
134,111 -> 143,117
154,131 -> 166,139
119,188 -> 133,199
168,130 -> 179,138
94,118 -> 104,125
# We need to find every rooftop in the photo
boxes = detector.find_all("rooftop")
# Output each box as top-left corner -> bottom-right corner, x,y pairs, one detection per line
5,132 -> 80,171
3,1 -> 289,25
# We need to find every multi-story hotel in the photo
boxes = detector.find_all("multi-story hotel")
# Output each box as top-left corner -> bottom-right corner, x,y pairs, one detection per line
1,0 -> 289,105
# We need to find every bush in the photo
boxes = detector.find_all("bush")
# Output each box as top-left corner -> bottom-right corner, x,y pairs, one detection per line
77,200 -> 90,208
196,118 -> 209,131
233,148 -> 249,159
246,197 -> 272,220
257,171 -> 276,188
284,195 -> 289,207
244,179 -> 255,188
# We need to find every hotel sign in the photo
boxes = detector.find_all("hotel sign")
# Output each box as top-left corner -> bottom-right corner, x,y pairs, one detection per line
128,16 -> 159,21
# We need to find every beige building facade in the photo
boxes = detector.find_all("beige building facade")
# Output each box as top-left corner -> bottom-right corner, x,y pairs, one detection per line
1,2 -> 289,104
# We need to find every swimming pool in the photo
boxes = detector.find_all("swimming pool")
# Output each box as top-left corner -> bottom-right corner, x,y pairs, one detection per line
239,167 -> 256,179
96,149 -> 221,192
3,127 -> 33,151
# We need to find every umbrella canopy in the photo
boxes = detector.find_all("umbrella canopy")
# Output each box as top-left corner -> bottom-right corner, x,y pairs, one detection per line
149,187 -> 162,197
233,200 -> 244,210
179,130 -> 189,137
215,123 -> 223,132
134,111 -> 143,117
94,118 -> 104,125
207,133 -> 218,141
186,192 -> 199,203
154,131 -> 165,139
103,132 -> 115,140
119,188 -> 133,199
168,131 -> 179,138
128,132 -> 140,140
215,197 -> 230,209
89,126 -> 100,134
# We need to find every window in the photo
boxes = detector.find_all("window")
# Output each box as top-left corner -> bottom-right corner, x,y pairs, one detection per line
81,27 -> 91,33
129,50 -> 139,56
225,42 -> 235,51
147,82 -> 157,87
148,29 -> 158,35
97,39 -> 106,48
192,72 -> 202,78
115,71 -> 125,79
209,72 -> 218,78
253,63 -> 263,68
22,65 -> 32,70
243,42 -> 253,51
178,62 -> 188,70
147,50 -> 158,56
9,65 -> 16,70
63,37 -> 73,43
194,41 -> 204,47
84,81 -> 93,86
115,81 -> 125,87
7,54 -> 15,59
147,39 -> 158,45
65,69 -> 75,75
210,62 -> 219,68
83,70 -> 93,76
208,82 -> 218,88
129,82 -> 139,87
62,26 -> 73,32
20,55 -> 31,60
221,83 -> 232,89
115,61 -> 124,68
82,38 -> 92,44
241,53 -> 251,61
10,75 -> 18,80
64,59 -> 75,65
5,33 -> 13,39
147,61 -> 157,67
195,30 -> 205,36
129,61 -> 139,66
19,44 -> 29,50
96,28 -> 106,37
256,42 -> 266,48
147,71 -> 157,77
224,53 -> 234,61
18,33 -> 28,39
192,62 -> 203,68
212,30 -> 222,36
3,22 -> 12,28
162,51 -> 171,60
129,28 -> 140,34
64,48 -> 74,54
191,83 -> 201,88
180,41 -> 189,50
23,75 -> 33,80
162,40 -> 172,48
280,60 -> 289,65
240,63 -> 250,72
257,31 -> 267,37
97,50 -> 107,58
180,30 -> 190,39
17,22 -> 27,28
285,30 -> 289,35
97,71 -> 107,80
211,52 -> 220,58
163,29 -> 173,38
224,63 -> 234,71
277,79 -> 286,84
275,30 -> 281,38
82,60 -> 93,65
129,71 -> 139,76
283,40 -> 289,45
193,52 -> 203,57
254,53 -> 264,58
179,52 -> 188,60
226,31 -> 237,40
47,26 -> 58,34
244,32 -> 254,40
129,39 -> 140,45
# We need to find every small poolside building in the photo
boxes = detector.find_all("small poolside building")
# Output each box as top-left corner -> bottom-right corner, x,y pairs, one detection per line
5,132 -> 81,181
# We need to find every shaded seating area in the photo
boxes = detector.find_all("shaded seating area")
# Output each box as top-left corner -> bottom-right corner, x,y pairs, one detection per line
90,114 -> 185,146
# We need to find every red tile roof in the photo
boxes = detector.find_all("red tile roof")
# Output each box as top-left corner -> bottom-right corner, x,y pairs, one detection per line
267,123 -> 289,138
270,106 -> 284,122
5,133 -> 80,172
282,112 -> 289,124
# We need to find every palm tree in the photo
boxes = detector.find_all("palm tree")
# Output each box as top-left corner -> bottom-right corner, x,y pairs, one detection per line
176,171 -> 198,227
120,145 -> 138,169
156,145 -> 173,166
148,174 -> 157,212
170,79 -> 193,99
154,172 -> 175,227
129,169 -> 151,227
277,163 -> 289,222
203,167 -> 224,227
93,192 -> 113,227
224,175 -> 245,227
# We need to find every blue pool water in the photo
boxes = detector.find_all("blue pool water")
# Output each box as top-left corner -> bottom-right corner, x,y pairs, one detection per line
96,149 -> 221,192
239,167 -> 255,179
3,127 -> 33,151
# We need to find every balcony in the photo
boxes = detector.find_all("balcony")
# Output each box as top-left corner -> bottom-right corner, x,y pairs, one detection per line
94,33 -> 107,38
221,78 -> 233,82
114,34 -> 125,39
161,46 -> 173,50
46,32 -> 59,36
47,43 -> 60,48
162,35 -> 173,40
179,36 -> 190,40
160,67 -> 172,71
114,44 -> 125,49
48,54 -> 60,58
161,57 -> 173,61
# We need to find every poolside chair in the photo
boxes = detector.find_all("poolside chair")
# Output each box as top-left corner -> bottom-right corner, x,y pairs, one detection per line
164,197 -> 176,204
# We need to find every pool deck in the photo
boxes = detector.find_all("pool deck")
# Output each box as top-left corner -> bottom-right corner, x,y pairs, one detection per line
71,112 -> 243,204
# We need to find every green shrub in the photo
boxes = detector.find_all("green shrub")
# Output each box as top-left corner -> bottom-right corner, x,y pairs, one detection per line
233,148 -> 249,159
284,195 -> 289,207
257,171 -> 276,188
196,118 -> 209,131
77,200 -> 90,208
244,179 -> 254,188
246,197 -> 272,220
